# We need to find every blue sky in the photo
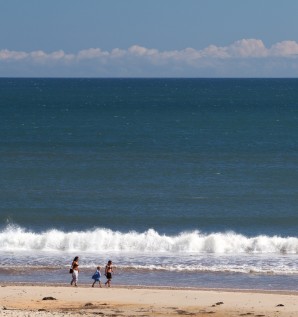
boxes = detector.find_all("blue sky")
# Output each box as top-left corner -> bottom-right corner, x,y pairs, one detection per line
1,0 -> 298,77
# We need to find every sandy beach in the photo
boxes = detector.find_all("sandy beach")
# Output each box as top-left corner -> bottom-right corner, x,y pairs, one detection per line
0,284 -> 297,317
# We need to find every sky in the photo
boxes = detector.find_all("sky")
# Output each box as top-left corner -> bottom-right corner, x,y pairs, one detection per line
1,0 -> 298,77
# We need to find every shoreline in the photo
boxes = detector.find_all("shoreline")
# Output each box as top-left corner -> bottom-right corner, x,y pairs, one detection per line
0,283 -> 297,316
1,281 -> 298,295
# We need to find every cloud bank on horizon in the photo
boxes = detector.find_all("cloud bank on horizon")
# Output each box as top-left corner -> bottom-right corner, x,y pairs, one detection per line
1,39 -> 298,77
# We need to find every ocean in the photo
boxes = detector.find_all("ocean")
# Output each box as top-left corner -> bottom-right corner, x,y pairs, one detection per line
0,78 -> 298,290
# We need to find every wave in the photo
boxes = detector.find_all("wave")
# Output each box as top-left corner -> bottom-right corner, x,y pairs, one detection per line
1,264 -> 297,275
106,264 -> 298,275
0,225 -> 298,254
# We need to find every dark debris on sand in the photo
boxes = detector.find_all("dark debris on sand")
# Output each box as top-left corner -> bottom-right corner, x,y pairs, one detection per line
42,296 -> 57,300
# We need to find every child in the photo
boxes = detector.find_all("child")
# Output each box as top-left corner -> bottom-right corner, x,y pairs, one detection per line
91,266 -> 102,287
104,260 -> 113,287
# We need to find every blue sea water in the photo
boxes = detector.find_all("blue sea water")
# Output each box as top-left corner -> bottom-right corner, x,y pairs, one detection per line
0,78 -> 298,290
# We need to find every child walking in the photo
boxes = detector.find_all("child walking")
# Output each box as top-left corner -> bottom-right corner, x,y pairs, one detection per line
91,266 -> 102,287
104,260 -> 113,287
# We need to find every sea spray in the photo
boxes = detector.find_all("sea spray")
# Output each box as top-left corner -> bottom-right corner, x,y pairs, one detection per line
1,225 -> 297,254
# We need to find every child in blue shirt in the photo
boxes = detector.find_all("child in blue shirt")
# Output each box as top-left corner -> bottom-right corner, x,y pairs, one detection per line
91,266 -> 102,287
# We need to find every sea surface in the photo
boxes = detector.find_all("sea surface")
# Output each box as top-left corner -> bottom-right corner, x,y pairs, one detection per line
0,78 -> 298,290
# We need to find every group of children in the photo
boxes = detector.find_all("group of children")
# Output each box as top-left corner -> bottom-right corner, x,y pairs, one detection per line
91,260 -> 113,288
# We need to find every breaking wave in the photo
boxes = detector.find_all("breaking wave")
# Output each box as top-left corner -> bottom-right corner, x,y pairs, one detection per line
1,225 -> 298,254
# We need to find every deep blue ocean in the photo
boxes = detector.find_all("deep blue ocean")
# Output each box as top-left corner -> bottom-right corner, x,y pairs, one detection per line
0,78 -> 298,290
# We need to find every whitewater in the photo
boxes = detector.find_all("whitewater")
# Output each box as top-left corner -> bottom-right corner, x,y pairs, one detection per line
1,225 -> 298,286
1,225 -> 298,254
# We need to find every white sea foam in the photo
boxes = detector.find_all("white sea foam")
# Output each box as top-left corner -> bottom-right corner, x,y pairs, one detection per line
115,264 -> 298,275
1,225 -> 298,254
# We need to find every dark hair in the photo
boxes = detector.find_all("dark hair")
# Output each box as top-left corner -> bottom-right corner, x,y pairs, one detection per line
73,256 -> 79,261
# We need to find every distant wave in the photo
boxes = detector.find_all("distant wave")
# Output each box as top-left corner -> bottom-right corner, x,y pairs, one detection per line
1,225 -> 298,254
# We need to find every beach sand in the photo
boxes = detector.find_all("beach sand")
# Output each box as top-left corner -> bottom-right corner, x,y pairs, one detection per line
0,284 -> 297,317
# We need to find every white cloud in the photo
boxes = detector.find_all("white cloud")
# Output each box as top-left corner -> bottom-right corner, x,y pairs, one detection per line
227,39 -> 268,57
77,48 -> 109,60
270,41 -> 298,57
29,50 -> 48,59
2,39 -> 298,63
49,50 -> 70,60
0,49 -> 75,62
1,39 -> 298,77
128,45 -> 158,56
110,48 -> 126,58
0,49 -> 28,60
201,45 -> 229,58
